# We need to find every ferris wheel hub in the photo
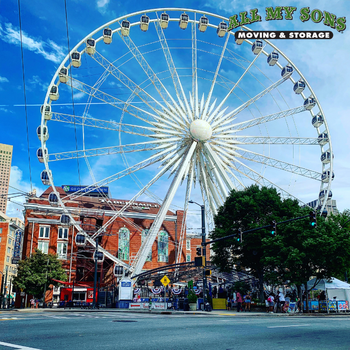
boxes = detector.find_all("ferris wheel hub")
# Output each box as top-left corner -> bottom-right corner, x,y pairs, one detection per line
189,119 -> 212,142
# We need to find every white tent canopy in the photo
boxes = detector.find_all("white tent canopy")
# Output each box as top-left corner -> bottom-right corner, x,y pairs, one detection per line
307,277 -> 350,301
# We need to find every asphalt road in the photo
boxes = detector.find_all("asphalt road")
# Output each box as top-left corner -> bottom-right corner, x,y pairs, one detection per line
1,311 -> 350,350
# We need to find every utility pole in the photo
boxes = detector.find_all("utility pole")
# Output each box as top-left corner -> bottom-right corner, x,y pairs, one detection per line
42,258 -> 49,308
3,268 -> 8,309
93,238 -> 98,309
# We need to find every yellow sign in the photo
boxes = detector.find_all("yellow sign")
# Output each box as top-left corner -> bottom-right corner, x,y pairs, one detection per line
160,275 -> 170,287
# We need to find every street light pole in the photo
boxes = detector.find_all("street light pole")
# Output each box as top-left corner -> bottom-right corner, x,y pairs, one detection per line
93,238 -> 98,309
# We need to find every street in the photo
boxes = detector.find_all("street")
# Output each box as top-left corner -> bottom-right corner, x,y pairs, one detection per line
1,311 -> 350,349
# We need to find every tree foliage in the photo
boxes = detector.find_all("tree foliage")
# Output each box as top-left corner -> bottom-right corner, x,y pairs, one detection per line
13,249 -> 67,297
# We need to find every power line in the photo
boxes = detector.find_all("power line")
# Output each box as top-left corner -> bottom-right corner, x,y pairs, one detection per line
17,0 -> 33,192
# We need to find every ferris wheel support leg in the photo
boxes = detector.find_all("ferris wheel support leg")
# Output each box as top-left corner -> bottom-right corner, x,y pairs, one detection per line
132,141 -> 197,278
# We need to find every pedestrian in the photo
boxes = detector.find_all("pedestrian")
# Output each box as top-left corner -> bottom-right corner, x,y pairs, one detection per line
268,293 -> 275,313
226,296 -> 231,310
30,298 -> 35,309
36,299 -> 39,309
244,292 -> 251,312
278,291 -> 286,313
274,291 -> 280,313
236,291 -> 243,312
265,297 -> 269,313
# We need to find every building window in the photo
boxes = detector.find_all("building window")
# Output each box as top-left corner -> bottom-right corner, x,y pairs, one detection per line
186,254 -> 191,262
158,230 -> 168,262
141,229 -> 152,262
39,226 -> 50,239
58,227 -> 68,240
7,247 -> 11,254
38,241 -> 49,254
57,242 -> 68,259
6,256 -> 9,262
118,227 -> 129,261
186,239 -> 191,250
0,237 -> 2,242
0,228 -> 2,233
8,238 -> 12,245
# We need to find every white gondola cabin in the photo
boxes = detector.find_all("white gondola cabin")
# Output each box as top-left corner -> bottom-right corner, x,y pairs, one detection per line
321,171 -> 334,182
179,13 -> 189,30
94,251 -> 105,263
60,214 -> 71,226
319,190 -> 332,200
49,85 -> 59,101
217,22 -> 228,38
198,16 -> 208,32
318,133 -> 329,146
48,192 -> 59,206
304,97 -> 316,110
140,15 -> 150,32
37,125 -> 49,141
40,170 -> 51,186
252,39 -> 263,54
36,147 -> 48,163
121,21 -> 130,37
103,28 -> 113,44
293,80 -> 305,94
312,114 -> 324,128
75,234 -> 86,247
71,52 -> 81,68
160,13 -> 169,29
321,151 -> 333,164
113,265 -> 124,277
86,38 -> 96,55
235,29 -> 244,45
40,105 -> 52,120
281,65 -> 293,78
267,52 -> 279,66
59,67 -> 69,83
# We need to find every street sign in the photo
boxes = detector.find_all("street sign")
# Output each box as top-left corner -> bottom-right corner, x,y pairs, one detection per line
160,275 -> 170,287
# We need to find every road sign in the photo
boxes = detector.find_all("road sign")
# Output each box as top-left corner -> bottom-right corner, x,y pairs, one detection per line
160,275 -> 170,287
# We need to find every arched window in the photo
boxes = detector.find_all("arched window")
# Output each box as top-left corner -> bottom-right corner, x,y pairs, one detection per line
158,230 -> 168,262
118,227 -> 130,261
141,229 -> 152,262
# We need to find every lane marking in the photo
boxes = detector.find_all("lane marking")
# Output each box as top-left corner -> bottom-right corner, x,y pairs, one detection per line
0,341 -> 41,349
268,324 -> 311,328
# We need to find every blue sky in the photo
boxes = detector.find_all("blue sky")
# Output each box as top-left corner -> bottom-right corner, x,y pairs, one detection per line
1,0 -> 349,227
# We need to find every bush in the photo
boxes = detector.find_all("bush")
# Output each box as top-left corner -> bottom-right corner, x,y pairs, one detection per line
187,290 -> 198,303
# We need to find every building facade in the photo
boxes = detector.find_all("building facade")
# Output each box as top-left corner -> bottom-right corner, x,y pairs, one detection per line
0,143 -> 13,214
0,211 -> 24,299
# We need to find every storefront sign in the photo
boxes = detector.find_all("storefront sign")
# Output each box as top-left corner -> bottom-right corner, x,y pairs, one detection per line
12,230 -> 23,264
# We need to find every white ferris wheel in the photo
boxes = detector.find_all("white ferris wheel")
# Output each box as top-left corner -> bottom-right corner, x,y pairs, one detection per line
38,8 -> 334,277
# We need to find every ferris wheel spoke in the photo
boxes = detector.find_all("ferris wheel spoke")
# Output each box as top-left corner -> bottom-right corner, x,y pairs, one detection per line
47,139 -> 179,162
132,141 -> 198,275
210,76 -> 289,129
207,47 -> 264,124
218,136 -> 320,145
214,105 -> 306,134
154,15 -> 192,122
191,16 -> 197,120
117,32 -> 184,119
233,148 -> 322,180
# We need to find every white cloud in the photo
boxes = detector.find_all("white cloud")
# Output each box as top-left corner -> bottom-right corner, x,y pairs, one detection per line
96,0 -> 110,14
0,22 -> 65,64
0,76 -> 9,83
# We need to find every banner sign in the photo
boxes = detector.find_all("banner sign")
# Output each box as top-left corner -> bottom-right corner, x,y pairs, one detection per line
62,185 -> 109,194
172,288 -> 182,295
12,229 -> 23,264
150,287 -> 163,295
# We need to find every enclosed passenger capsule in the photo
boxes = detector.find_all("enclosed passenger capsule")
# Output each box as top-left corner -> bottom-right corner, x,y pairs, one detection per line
40,105 -> 52,120
321,151 -> 333,164
94,251 -> 105,263
71,52 -> 81,68
48,192 -> 59,206
103,28 -> 113,44
36,147 -> 48,163
252,39 -> 263,54
49,85 -> 59,101
75,234 -> 86,247
235,29 -> 244,45
198,16 -> 208,32
312,114 -> 324,128
304,97 -> 316,110
121,20 -> 130,37
86,38 -> 96,55
267,52 -> 279,66
217,22 -> 228,38
140,15 -> 150,32
160,13 -> 169,29
37,125 -> 49,141
319,189 -> 333,200
59,67 -> 69,83
318,132 -> 329,146
179,13 -> 189,30
281,65 -> 293,79
113,265 -> 124,277
293,80 -> 305,94
321,171 -> 335,182
40,170 -> 51,186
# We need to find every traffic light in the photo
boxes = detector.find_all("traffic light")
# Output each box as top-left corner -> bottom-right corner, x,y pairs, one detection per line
310,211 -> 317,228
196,247 -> 202,256
237,228 -> 243,242
205,269 -> 212,276
271,220 -> 277,235
194,256 -> 205,267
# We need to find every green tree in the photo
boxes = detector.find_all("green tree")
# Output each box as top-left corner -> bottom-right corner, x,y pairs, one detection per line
13,249 -> 67,298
